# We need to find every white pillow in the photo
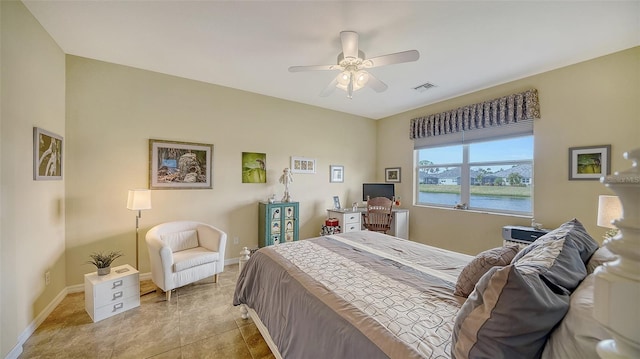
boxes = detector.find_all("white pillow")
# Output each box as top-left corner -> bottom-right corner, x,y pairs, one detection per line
161,229 -> 199,252
541,274 -> 612,359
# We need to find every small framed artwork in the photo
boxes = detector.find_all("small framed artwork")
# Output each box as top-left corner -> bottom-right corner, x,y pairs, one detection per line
291,156 -> 316,174
569,145 -> 611,180
33,127 -> 63,180
330,165 -> 344,183
385,167 -> 401,183
333,196 -> 341,209
242,152 -> 267,183
149,139 -> 213,189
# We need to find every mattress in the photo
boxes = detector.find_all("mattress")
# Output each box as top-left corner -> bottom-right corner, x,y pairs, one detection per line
233,231 -> 473,359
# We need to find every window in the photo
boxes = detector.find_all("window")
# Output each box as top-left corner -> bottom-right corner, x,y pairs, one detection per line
416,135 -> 533,215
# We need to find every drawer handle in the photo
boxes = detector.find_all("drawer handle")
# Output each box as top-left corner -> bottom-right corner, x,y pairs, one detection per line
113,302 -> 123,311
112,291 -> 123,300
112,280 -> 123,289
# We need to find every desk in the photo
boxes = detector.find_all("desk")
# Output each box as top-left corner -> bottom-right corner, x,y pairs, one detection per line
326,208 -> 409,239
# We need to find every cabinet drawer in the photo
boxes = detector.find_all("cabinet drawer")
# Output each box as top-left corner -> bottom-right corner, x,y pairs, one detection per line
94,282 -> 139,308
343,213 -> 360,224
93,295 -> 140,322
93,274 -> 138,306
343,223 -> 361,232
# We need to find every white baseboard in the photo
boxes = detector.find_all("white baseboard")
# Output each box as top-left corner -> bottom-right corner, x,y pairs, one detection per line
5,258 -> 241,359
5,287 -> 69,359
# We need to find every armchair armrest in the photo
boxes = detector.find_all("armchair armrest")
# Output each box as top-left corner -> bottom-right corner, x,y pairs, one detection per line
145,232 -> 174,290
197,224 -> 227,272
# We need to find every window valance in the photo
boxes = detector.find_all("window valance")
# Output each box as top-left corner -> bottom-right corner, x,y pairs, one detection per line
409,89 -> 540,140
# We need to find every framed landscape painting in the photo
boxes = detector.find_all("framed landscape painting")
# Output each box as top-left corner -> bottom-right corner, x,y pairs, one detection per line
33,127 -> 63,180
149,139 -> 213,189
569,145 -> 611,180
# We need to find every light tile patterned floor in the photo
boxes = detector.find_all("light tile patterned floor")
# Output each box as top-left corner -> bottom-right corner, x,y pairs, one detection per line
18,264 -> 274,359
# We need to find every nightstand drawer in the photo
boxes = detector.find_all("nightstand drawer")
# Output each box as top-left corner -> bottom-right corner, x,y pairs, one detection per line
343,213 -> 360,224
94,282 -> 139,307
343,223 -> 361,232
92,295 -> 140,322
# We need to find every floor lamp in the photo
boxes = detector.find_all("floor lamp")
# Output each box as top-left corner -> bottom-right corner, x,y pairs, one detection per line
126,189 -> 151,272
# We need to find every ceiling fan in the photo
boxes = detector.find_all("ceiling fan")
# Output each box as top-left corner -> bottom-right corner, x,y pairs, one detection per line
288,31 -> 420,99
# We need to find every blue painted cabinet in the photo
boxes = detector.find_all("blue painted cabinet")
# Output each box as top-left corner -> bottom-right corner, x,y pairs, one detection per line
258,201 -> 299,247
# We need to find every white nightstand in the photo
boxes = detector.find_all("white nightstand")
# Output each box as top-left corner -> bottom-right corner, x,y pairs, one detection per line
84,264 -> 140,322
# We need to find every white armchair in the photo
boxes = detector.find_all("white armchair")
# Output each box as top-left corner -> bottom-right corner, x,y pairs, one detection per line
145,221 -> 227,301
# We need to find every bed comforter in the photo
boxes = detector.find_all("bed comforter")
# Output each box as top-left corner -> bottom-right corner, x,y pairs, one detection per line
233,231 -> 472,359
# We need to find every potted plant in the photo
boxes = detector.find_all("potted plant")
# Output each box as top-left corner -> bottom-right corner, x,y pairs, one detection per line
87,251 -> 123,276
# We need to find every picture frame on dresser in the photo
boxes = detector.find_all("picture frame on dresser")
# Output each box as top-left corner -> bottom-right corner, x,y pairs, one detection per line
333,196 -> 341,210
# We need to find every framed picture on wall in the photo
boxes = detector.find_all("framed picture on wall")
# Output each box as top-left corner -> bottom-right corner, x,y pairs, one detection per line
33,127 -> 63,180
385,167 -> 401,183
330,165 -> 344,183
242,152 -> 267,183
291,156 -> 316,174
149,139 -> 213,189
568,145 -> 611,180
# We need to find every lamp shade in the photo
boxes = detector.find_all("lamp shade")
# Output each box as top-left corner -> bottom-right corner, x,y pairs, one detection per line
597,195 -> 622,229
127,189 -> 152,210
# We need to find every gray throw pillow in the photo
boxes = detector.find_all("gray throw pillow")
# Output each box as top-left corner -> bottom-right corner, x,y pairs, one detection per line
512,218 -> 598,294
454,245 -> 519,298
452,265 -> 570,359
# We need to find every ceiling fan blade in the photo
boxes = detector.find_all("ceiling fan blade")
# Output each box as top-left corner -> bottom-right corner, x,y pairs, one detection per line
340,31 -> 359,59
319,77 -> 338,97
289,64 -> 338,72
365,50 -> 420,68
365,72 -> 388,93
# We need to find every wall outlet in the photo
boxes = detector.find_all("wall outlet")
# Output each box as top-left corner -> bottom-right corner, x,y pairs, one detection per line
233,236 -> 239,245
45,271 -> 51,286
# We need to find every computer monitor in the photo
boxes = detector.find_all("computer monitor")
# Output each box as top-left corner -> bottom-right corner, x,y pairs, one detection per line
362,183 -> 395,201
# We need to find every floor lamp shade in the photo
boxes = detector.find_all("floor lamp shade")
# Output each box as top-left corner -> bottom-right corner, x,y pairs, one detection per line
127,189 -> 151,272
597,195 -> 622,229
127,189 -> 152,211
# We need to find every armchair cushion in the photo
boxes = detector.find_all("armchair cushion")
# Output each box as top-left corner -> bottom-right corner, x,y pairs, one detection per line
173,247 -> 220,272
161,229 -> 200,252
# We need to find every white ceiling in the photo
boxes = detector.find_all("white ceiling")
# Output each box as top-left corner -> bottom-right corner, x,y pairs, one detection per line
23,1 -> 640,120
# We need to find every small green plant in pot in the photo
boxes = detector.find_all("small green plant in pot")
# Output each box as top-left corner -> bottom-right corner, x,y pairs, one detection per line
87,251 -> 123,276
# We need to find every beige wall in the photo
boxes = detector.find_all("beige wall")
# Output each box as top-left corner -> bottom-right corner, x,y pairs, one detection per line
1,1 -> 66,357
2,2 -> 638,355
65,55 -> 377,285
379,47 -> 640,255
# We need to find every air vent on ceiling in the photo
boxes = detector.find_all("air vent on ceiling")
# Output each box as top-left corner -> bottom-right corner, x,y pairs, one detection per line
413,82 -> 437,93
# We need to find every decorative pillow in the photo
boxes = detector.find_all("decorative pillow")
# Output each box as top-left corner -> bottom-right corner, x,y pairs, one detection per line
513,218 -> 599,264
541,274 -> 611,359
161,229 -> 199,252
454,245 -> 519,297
586,246 -> 617,274
512,218 -> 599,294
452,265 -> 570,359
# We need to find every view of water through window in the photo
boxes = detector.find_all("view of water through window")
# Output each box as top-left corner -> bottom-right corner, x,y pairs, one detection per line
416,136 -> 533,214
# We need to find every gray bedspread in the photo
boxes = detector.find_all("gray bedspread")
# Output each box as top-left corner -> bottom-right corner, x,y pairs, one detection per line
233,231 -> 472,359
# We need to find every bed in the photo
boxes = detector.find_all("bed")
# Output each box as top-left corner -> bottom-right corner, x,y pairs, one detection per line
233,149 -> 639,359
